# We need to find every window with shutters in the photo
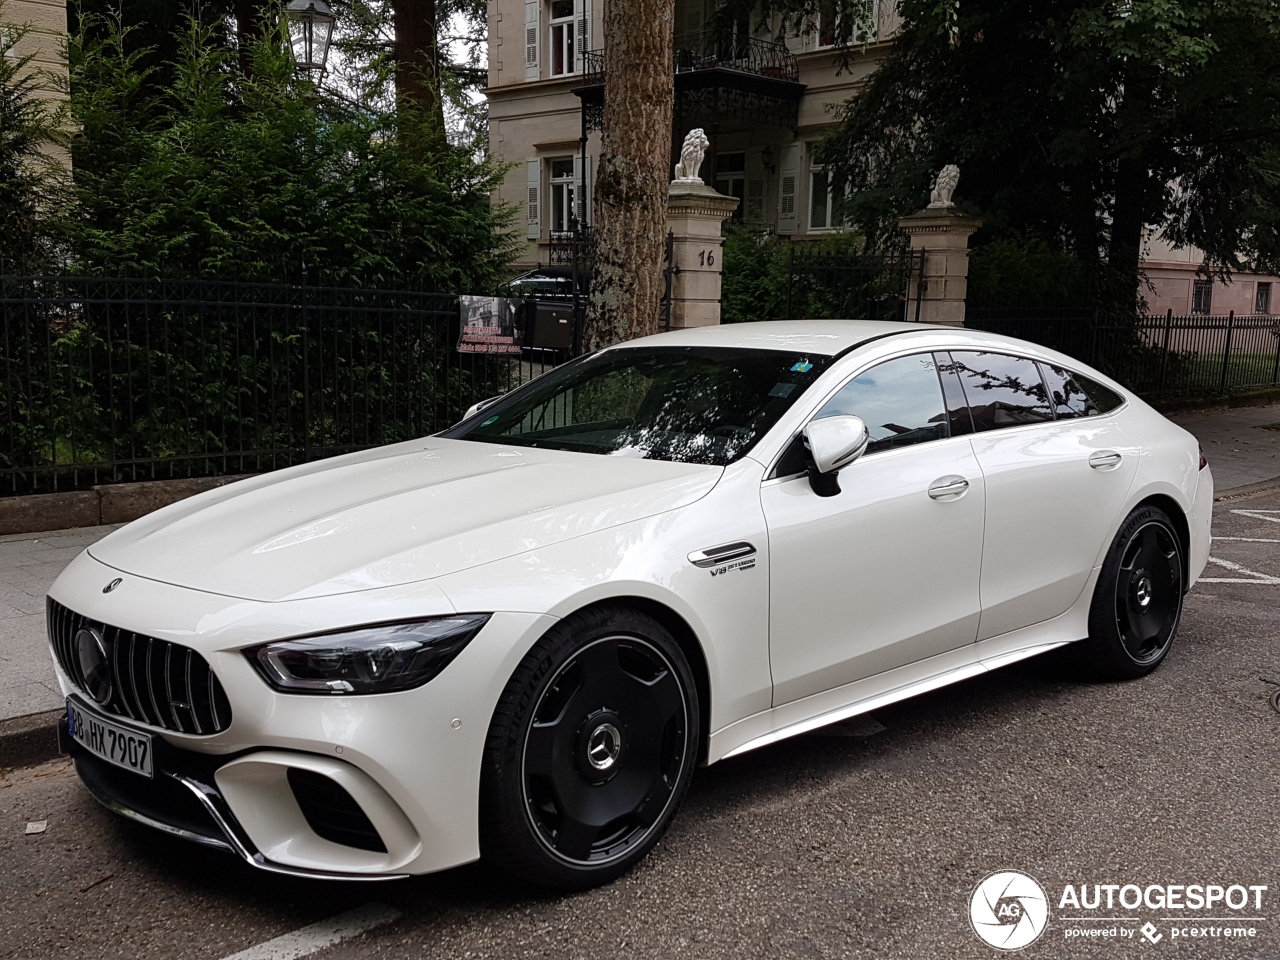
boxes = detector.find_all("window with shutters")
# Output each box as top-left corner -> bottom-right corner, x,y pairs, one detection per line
816,0 -> 878,49
549,0 -> 576,77
526,158 -> 541,240
549,158 -> 578,235
525,0 -> 540,80
777,143 -> 801,234
807,144 -> 849,232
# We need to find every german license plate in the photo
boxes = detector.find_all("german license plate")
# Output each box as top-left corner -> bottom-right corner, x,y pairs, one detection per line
67,698 -> 153,778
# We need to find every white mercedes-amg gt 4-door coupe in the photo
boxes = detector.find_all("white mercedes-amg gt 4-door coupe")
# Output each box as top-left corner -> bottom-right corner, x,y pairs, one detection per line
48,320 -> 1211,889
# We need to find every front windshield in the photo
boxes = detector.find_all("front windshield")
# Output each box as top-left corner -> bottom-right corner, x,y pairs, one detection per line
445,346 -> 833,466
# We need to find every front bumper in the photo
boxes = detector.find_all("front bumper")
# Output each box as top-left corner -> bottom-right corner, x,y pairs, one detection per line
50,551 -> 558,878
65,716 -> 406,881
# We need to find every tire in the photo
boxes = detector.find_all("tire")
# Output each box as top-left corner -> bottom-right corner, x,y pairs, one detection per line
479,605 -> 700,890
1078,504 -> 1185,680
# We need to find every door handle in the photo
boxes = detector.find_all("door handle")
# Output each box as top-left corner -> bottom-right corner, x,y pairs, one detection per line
928,475 -> 970,500
1089,451 -> 1123,470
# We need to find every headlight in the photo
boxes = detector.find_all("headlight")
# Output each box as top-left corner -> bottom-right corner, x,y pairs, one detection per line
245,615 -> 491,695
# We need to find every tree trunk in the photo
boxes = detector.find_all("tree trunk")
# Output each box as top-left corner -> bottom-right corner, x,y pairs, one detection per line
583,1 -> 675,351
233,0 -> 270,74
393,0 -> 447,139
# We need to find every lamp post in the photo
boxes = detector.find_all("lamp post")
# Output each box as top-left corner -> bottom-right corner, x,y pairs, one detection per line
284,0 -> 336,80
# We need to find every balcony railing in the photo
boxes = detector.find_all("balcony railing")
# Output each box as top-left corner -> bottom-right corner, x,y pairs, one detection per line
579,32 -> 800,88
675,32 -> 799,83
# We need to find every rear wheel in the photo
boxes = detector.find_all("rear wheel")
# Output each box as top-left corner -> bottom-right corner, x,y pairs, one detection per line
480,606 -> 699,889
1079,505 -> 1184,679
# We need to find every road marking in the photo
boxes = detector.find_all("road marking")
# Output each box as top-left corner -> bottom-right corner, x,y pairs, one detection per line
219,903 -> 400,960
1213,537 -> 1280,543
1231,509 -> 1280,524
1199,556 -> 1280,585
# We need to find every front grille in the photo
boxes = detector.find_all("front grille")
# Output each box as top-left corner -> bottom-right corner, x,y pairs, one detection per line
287,769 -> 387,853
47,598 -> 233,735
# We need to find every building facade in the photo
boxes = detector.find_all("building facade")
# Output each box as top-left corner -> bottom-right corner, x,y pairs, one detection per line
486,0 -> 1277,319
1142,235 -> 1278,318
3,0 -> 70,165
487,0 -> 902,269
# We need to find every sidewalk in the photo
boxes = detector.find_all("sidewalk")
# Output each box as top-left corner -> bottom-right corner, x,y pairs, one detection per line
1167,403 -> 1280,491
2,402 -> 1278,760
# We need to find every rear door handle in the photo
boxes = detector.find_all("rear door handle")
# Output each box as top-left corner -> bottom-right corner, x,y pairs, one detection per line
928,476 -> 970,500
1089,451 -> 1123,470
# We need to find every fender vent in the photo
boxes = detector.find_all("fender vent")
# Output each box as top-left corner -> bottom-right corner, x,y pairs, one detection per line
286,768 -> 387,853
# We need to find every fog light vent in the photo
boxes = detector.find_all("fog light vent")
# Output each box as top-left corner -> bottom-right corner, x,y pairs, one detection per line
286,768 -> 387,853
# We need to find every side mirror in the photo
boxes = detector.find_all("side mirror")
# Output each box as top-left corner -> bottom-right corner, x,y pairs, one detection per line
802,415 -> 869,497
464,396 -> 501,420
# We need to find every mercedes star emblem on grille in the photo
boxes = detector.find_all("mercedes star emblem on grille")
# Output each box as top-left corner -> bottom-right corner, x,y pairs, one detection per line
74,626 -> 113,705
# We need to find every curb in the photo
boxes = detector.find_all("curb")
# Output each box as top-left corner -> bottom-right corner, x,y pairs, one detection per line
1215,475 -> 1280,501
0,710 -> 65,771
1152,387 -> 1280,415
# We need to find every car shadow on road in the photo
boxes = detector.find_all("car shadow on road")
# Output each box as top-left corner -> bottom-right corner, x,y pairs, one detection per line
101,650 -> 1087,918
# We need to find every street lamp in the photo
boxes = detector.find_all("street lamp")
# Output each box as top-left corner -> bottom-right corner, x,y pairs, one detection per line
284,0 -> 336,79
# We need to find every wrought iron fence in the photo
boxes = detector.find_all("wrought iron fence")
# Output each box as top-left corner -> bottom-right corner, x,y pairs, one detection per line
967,309 -> 1280,399
784,243 -> 925,323
0,276 -> 559,496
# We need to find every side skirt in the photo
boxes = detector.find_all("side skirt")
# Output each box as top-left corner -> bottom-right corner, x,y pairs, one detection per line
706,585 -> 1100,764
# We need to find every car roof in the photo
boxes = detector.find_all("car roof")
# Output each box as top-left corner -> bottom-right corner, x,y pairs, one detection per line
616,319 -> 941,357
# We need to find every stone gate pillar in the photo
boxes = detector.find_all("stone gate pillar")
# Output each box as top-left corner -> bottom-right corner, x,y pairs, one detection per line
898,208 -> 983,327
665,183 -> 739,328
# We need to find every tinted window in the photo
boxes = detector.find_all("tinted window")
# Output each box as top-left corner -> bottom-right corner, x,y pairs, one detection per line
950,352 -> 1054,431
815,354 -> 949,454
1078,374 -> 1125,413
445,346 -> 831,466
1040,363 -> 1099,419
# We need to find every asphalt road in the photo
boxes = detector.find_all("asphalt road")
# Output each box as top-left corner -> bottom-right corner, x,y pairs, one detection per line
2,489 -> 1278,960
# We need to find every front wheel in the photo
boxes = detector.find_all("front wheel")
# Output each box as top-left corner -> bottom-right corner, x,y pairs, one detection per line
1079,504 -> 1185,680
480,606 -> 699,889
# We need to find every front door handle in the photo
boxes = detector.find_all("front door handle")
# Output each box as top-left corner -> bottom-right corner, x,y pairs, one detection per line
928,475 -> 970,500
1089,451 -> 1123,470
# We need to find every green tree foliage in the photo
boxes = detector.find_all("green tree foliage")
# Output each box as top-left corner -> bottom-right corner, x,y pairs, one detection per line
813,0 -> 1280,295
0,8 -> 70,272
64,10 -> 517,288
721,227 -> 920,322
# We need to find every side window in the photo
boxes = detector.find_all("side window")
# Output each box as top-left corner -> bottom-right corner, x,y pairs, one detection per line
1078,374 -> 1124,413
950,352 -> 1054,431
815,354 -> 949,454
1039,363 -> 1098,419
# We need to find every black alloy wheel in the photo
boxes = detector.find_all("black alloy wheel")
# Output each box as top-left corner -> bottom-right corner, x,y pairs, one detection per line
1081,505 -> 1185,679
480,606 -> 699,889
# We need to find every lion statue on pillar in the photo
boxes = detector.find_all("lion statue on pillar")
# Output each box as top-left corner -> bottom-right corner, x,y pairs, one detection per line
673,128 -> 711,184
929,164 -> 960,208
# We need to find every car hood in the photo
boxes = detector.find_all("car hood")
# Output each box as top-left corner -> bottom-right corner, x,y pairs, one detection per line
88,439 -> 721,602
